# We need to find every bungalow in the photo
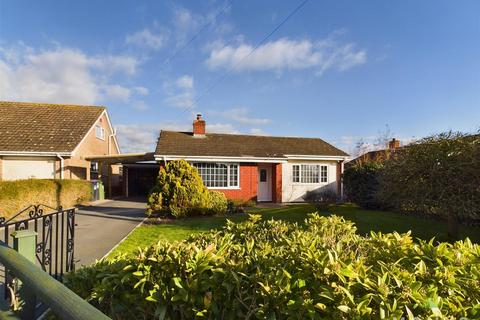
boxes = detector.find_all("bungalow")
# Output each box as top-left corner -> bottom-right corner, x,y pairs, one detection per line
0,101 -> 121,196
145,114 -> 348,203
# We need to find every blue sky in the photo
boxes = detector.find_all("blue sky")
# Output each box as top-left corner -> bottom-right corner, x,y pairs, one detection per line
1,0 -> 479,154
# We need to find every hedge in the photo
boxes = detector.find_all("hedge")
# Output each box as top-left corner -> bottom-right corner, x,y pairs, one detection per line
0,179 -> 92,219
65,215 -> 480,319
343,161 -> 384,209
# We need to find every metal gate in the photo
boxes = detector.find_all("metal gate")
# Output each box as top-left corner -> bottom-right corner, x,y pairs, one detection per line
0,204 -> 75,289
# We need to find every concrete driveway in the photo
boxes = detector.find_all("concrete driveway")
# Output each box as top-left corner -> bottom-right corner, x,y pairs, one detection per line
74,199 -> 146,267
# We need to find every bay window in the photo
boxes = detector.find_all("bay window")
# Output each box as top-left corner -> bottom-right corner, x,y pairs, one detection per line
193,163 -> 239,188
292,164 -> 328,183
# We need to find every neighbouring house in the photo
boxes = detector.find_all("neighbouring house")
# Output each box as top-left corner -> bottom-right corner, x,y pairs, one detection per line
345,138 -> 403,168
0,101 -> 122,196
93,114 -> 349,203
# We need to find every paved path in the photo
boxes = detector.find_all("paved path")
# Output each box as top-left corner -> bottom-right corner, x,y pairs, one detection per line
74,199 -> 145,267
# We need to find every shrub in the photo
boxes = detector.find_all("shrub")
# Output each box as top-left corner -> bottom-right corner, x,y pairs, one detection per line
208,191 -> 227,215
379,131 -> 480,239
303,188 -> 338,211
65,215 -> 480,319
343,161 -> 384,209
146,160 -> 227,218
0,179 -> 92,219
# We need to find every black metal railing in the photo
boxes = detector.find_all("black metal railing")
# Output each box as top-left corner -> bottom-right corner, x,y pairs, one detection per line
0,241 -> 109,319
0,205 -> 75,300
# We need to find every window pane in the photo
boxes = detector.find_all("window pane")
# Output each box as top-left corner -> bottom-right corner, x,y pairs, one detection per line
229,164 -> 238,187
260,169 -> 267,182
321,165 -> 328,183
292,165 -> 300,183
300,164 -> 320,183
193,162 -> 235,188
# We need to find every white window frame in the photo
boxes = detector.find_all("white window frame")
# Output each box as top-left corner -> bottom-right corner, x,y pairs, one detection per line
192,162 -> 240,189
292,164 -> 328,184
95,125 -> 105,140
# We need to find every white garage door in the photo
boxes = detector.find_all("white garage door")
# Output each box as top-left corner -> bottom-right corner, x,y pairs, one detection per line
3,157 -> 56,180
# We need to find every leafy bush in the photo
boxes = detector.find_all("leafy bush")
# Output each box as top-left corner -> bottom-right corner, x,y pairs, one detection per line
0,179 -> 92,219
207,191 -> 227,215
66,215 -> 480,319
146,160 -> 227,218
303,188 -> 338,211
343,161 -> 384,209
379,131 -> 480,238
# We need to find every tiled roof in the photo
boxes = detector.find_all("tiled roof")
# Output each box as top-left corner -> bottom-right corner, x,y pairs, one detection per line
0,101 -> 105,153
155,131 -> 348,158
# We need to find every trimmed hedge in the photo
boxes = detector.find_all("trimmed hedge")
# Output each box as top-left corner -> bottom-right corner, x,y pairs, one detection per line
0,179 -> 92,219
65,215 -> 480,319
343,161 -> 384,209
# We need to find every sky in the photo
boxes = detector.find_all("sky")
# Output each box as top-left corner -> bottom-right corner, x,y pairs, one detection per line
1,0 -> 479,154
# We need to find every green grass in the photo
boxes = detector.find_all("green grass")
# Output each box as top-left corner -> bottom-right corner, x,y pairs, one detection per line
108,203 -> 480,258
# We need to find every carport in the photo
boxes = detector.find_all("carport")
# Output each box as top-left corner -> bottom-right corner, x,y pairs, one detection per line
86,153 -> 160,198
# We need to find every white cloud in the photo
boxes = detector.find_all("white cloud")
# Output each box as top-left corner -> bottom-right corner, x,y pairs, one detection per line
218,107 -> 271,125
116,121 -> 238,153
134,86 -> 149,95
164,74 -> 195,108
205,34 -> 366,74
164,92 -> 194,109
125,28 -> 167,50
172,7 -> 205,45
208,123 -> 239,134
0,44 -> 142,105
175,75 -> 193,89
250,128 -> 267,135
91,55 -> 140,75
132,100 -> 148,111
104,84 -> 131,102
116,124 -> 161,153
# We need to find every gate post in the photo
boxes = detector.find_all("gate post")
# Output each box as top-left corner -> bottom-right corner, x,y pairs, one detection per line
11,230 -> 37,319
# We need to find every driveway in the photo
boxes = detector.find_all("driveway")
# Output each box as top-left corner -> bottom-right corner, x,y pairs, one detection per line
74,199 -> 146,267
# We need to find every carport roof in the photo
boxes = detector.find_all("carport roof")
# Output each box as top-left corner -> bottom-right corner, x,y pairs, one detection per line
85,152 -> 155,164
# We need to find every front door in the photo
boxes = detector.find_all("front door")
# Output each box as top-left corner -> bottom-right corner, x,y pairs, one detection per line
257,165 -> 272,202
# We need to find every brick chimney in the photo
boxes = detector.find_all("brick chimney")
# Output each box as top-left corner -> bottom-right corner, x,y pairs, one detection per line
193,113 -> 206,136
388,138 -> 400,150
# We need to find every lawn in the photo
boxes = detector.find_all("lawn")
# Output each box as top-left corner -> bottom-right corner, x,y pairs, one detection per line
108,203 -> 480,258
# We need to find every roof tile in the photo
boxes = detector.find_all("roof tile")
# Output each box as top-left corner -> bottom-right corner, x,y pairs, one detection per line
0,101 -> 105,153
155,131 -> 348,158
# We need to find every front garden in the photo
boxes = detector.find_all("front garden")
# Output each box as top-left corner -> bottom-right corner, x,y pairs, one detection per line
109,203 -> 480,257
68,214 -> 480,319
64,133 -> 480,319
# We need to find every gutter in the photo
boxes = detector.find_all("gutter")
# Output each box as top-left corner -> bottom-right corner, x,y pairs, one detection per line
0,151 -> 71,157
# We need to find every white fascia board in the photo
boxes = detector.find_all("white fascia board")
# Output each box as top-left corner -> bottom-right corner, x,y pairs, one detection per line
0,151 -> 71,157
284,154 -> 349,161
154,155 -> 287,163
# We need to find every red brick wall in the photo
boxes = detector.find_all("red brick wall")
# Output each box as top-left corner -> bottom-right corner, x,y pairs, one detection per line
272,163 -> 282,203
216,163 -> 258,201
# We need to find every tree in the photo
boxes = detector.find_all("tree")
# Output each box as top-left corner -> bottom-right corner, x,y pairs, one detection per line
379,131 -> 480,239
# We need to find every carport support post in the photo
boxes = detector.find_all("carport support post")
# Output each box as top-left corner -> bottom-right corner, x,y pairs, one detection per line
11,230 -> 37,318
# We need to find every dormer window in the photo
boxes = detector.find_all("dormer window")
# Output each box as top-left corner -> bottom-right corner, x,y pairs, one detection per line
95,124 -> 105,140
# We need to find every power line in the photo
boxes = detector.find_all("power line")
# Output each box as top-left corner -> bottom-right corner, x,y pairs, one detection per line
173,0 -> 310,121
